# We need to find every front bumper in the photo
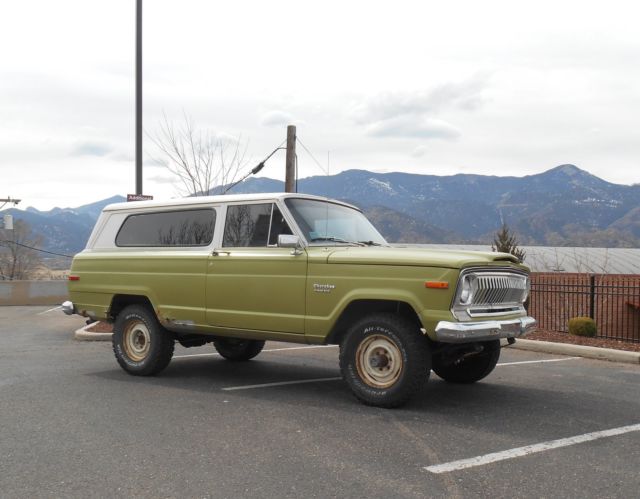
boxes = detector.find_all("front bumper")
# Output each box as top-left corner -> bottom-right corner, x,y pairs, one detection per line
61,300 -> 75,316
434,316 -> 537,343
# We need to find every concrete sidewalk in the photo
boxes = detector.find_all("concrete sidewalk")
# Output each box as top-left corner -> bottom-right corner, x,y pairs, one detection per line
509,339 -> 640,365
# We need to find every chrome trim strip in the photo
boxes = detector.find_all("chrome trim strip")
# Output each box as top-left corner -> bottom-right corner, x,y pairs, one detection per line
434,316 -> 537,343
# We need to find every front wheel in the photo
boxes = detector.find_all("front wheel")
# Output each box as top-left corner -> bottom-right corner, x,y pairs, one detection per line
214,339 -> 265,361
112,305 -> 175,376
339,313 -> 431,408
432,340 -> 500,383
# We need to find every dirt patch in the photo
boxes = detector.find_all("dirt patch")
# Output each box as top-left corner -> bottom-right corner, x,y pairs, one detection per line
527,330 -> 640,352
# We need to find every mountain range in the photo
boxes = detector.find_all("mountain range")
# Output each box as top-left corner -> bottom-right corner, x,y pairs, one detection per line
2,165 -> 639,255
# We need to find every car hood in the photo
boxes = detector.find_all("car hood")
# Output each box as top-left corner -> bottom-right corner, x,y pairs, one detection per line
322,246 -> 521,269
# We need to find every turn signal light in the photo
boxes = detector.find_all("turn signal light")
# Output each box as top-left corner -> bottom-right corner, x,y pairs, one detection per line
425,281 -> 448,289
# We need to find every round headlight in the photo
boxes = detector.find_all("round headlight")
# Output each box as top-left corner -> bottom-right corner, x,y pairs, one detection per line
459,275 -> 474,305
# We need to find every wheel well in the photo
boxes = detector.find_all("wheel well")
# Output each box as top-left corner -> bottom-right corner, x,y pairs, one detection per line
109,294 -> 154,321
326,300 -> 422,345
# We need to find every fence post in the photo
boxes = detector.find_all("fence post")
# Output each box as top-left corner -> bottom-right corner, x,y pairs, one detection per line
589,274 -> 596,320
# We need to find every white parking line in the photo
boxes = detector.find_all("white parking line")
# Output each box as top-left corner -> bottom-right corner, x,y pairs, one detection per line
36,306 -> 63,315
222,377 -> 342,391
173,344 -> 337,360
497,357 -> 580,367
173,352 -> 221,359
424,423 -> 640,474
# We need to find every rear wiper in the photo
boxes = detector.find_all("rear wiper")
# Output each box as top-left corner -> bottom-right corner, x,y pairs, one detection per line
310,237 -> 364,246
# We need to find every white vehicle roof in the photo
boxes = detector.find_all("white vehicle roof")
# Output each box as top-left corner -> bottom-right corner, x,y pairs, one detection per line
103,192 -> 360,212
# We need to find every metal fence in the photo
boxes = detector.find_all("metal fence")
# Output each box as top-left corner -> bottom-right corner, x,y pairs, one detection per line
529,273 -> 640,343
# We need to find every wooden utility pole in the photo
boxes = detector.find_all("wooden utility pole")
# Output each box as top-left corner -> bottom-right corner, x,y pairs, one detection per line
284,125 -> 296,192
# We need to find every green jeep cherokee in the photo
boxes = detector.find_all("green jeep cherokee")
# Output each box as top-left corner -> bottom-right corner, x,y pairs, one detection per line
64,193 -> 536,407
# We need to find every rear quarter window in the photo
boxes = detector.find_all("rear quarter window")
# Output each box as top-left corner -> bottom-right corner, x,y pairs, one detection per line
115,209 -> 216,247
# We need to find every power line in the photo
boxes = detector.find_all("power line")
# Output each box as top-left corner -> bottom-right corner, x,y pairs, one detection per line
296,137 -> 329,176
0,240 -> 73,258
223,139 -> 287,193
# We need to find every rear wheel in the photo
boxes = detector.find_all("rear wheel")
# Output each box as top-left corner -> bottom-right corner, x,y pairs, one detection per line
432,340 -> 500,383
339,313 -> 431,408
112,305 -> 174,376
214,338 -> 265,361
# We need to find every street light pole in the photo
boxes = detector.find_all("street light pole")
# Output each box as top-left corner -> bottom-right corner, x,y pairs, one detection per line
135,0 -> 143,195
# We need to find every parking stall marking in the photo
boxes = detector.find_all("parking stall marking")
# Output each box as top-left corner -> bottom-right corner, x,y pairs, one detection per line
497,357 -> 580,367
424,423 -> 640,474
222,377 -> 342,391
36,306 -> 63,315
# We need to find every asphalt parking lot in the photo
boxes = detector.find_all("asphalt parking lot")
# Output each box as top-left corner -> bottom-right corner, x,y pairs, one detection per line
1,306 -> 639,498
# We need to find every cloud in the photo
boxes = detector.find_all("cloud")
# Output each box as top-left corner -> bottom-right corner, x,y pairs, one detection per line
70,141 -> 114,157
411,145 -> 429,157
351,75 -> 487,141
147,174 -> 176,185
111,152 -> 134,162
260,110 -> 294,127
352,77 -> 487,124
214,131 -> 242,144
366,117 -> 460,140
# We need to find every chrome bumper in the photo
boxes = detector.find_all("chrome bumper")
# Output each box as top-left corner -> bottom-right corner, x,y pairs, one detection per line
434,316 -> 537,343
61,300 -> 75,316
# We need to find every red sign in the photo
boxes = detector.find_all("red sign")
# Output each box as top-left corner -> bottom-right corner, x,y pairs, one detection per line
127,194 -> 154,202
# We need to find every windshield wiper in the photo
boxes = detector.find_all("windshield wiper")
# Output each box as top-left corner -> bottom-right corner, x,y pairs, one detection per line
310,237 -> 364,246
358,240 -> 383,246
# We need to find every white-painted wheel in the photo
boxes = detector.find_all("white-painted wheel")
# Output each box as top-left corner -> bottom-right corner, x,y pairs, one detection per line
355,335 -> 403,389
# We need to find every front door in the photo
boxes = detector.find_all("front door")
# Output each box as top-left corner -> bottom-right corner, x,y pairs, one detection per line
205,202 -> 307,333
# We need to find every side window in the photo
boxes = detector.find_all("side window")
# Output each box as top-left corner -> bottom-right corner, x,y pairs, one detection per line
223,204 -> 272,247
116,209 -> 216,247
268,205 -> 293,245
223,203 -> 294,247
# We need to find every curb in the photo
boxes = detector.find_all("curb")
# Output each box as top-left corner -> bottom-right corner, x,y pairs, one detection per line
74,322 -> 113,342
509,339 -> 640,365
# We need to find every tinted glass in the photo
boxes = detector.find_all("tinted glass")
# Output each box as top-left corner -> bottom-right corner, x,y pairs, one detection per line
223,204 -> 272,247
268,205 -> 293,246
116,209 -> 216,247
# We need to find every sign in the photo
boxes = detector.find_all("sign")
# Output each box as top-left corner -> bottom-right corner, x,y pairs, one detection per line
127,194 -> 153,202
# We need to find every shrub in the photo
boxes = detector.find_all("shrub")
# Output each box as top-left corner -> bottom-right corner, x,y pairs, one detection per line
568,317 -> 597,337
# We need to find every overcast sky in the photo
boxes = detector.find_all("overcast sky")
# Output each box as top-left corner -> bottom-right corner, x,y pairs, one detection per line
2,0 -> 639,210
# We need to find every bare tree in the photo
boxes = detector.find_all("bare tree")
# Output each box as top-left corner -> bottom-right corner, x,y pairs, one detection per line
0,220 -> 43,280
148,113 -> 250,196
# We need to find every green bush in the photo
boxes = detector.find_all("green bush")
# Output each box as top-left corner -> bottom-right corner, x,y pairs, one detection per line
568,317 -> 597,337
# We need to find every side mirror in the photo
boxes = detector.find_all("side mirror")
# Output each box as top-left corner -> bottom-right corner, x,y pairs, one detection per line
277,234 -> 300,248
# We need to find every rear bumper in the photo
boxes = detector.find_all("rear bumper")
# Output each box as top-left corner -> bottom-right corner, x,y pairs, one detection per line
61,300 -> 75,316
434,316 -> 537,343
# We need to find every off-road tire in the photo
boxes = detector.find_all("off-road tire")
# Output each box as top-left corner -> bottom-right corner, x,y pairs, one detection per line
112,305 -> 175,376
214,339 -> 265,361
432,340 -> 500,383
339,313 -> 431,408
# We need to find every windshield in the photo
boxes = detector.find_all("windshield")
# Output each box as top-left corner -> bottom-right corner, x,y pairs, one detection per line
284,198 -> 387,246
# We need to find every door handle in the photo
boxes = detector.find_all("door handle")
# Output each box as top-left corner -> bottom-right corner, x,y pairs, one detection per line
212,250 -> 231,256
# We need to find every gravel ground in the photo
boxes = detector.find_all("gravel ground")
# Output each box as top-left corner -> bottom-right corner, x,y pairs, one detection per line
87,321 -> 640,352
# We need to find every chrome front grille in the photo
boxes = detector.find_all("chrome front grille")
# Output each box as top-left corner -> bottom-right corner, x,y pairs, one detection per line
472,274 -> 528,306
452,268 -> 529,319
